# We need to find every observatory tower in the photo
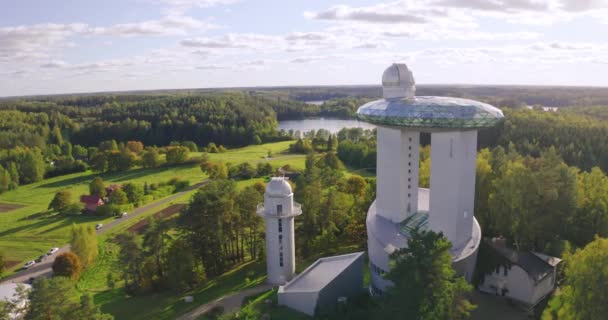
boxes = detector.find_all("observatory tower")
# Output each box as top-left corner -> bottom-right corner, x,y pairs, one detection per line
358,64 -> 504,294
257,177 -> 302,285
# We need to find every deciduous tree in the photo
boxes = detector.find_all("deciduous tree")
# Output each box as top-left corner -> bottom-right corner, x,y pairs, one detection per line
52,252 -> 82,279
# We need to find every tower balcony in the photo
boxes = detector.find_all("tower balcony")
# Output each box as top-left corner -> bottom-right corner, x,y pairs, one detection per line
257,202 -> 302,218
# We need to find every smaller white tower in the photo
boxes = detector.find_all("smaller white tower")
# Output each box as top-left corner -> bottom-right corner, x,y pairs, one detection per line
257,177 -> 302,285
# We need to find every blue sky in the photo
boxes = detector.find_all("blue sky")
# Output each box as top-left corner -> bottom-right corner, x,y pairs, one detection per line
1,0 -> 608,96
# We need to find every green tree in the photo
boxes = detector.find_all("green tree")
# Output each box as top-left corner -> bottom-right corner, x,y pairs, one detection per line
25,277 -> 112,320
71,295 -> 113,320
70,224 -> 98,267
19,150 -> 45,184
25,277 -> 78,320
141,148 -> 161,168
48,190 -> 72,213
89,177 -> 105,197
99,140 -> 118,152
60,141 -> 72,158
109,189 -> 128,205
178,179 -> 236,276
52,252 -> 82,279
122,183 -> 144,204
236,186 -> 264,260
166,239 -> 206,291
380,230 -> 475,320
166,146 -> 190,165
73,145 -> 88,158
543,237 -> 608,320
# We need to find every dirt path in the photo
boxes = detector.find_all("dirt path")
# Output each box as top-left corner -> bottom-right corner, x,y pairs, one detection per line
176,284 -> 274,320
0,180 -> 207,284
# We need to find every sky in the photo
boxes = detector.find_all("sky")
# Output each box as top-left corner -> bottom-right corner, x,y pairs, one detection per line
2,0 -> 608,96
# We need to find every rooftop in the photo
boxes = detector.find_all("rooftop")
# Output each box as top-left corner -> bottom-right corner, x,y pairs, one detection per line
487,240 -> 560,283
357,63 -> 504,130
280,252 -> 364,292
265,177 -> 293,197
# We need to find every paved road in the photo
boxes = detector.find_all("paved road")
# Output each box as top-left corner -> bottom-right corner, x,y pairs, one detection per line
0,180 -> 207,285
176,284 -> 274,320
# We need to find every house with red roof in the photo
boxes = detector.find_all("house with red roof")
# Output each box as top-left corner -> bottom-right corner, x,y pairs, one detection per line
80,195 -> 104,212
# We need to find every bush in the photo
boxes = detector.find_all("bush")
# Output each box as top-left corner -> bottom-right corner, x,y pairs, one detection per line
173,180 -> 190,192
52,252 -> 82,279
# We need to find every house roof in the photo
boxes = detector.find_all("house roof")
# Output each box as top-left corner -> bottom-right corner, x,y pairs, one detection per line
280,252 -> 364,293
487,240 -> 560,282
80,195 -> 103,204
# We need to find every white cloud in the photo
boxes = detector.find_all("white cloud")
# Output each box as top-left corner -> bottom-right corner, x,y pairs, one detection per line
40,60 -> 68,68
0,23 -> 87,62
88,14 -> 214,37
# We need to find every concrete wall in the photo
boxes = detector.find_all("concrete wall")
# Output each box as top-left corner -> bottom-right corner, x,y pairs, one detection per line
277,291 -> 318,316
429,130 -> 477,249
479,265 -> 554,305
316,254 -> 365,314
278,254 -> 365,316
376,127 -> 420,223
263,194 -> 296,285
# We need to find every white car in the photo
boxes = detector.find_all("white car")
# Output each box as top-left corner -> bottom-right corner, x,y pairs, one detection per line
121,212 -> 128,218
95,223 -> 103,230
47,247 -> 59,255
23,261 -> 35,269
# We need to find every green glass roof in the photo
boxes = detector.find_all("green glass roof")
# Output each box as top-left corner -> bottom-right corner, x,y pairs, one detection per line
356,96 -> 504,129
399,211 -> 429,238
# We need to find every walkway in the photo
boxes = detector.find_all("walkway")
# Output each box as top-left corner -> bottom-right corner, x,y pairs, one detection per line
176,284 -> 274,320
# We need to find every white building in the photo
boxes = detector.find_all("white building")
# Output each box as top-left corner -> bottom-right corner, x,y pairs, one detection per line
478,238 -> 561,308
278,252 -> 364,316
357,64 -> 504,294
257,177 -> 301,285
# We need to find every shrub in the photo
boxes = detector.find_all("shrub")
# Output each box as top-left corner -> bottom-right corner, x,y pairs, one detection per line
52,252 -> 82,279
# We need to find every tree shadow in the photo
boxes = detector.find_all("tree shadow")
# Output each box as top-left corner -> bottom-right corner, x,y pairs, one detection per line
37,172 -> 98,189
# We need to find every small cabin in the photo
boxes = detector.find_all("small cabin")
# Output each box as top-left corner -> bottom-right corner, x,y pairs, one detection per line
80,195 -> 104,212
478,238 -> 561,309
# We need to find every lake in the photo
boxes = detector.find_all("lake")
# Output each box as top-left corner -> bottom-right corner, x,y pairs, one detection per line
278,118 -> 376,134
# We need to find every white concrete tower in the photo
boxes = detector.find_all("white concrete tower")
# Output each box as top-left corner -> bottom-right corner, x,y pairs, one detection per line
357,63 -> 504,294
257,177 -> 302,285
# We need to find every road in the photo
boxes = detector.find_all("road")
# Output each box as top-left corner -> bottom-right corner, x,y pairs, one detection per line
176,284 -> 274,320
0,180 -> 207,285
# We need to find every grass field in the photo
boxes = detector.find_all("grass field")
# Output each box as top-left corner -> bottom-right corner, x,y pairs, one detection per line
0,141 -> 306,268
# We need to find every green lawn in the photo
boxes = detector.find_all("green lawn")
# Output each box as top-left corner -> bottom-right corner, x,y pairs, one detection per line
203,141 -> 307,171
98,261 -> 266,320
0,164 -> 206,265
0,141 -> 305,267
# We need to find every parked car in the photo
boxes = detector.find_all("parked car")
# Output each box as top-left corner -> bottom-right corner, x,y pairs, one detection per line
35,255 -> 45,263
121,212 -> 128,218
23,261 -> 35,269
95,223 -> 103,230
27,277 -> 36,284
47,247 -> 59,255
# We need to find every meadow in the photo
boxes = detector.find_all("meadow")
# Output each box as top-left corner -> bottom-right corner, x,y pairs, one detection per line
0,141 -> 306,269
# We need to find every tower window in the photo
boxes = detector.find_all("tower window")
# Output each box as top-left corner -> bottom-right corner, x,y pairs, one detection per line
408,193 -> 411,198
277,204 -> 283,215
278,219 -> 282,233
408,178 -> 411,182
408,169 -> 411,174
408,162 -> 411,166
409,137 -> 412,142
408,146 -> 412,150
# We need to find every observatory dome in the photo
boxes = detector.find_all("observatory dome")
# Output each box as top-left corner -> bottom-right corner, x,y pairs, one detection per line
266,177 -> 293,197
357,63 -> 504,129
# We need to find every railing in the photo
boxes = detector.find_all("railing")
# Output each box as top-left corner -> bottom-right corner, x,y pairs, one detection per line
256,202 -> 302,216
